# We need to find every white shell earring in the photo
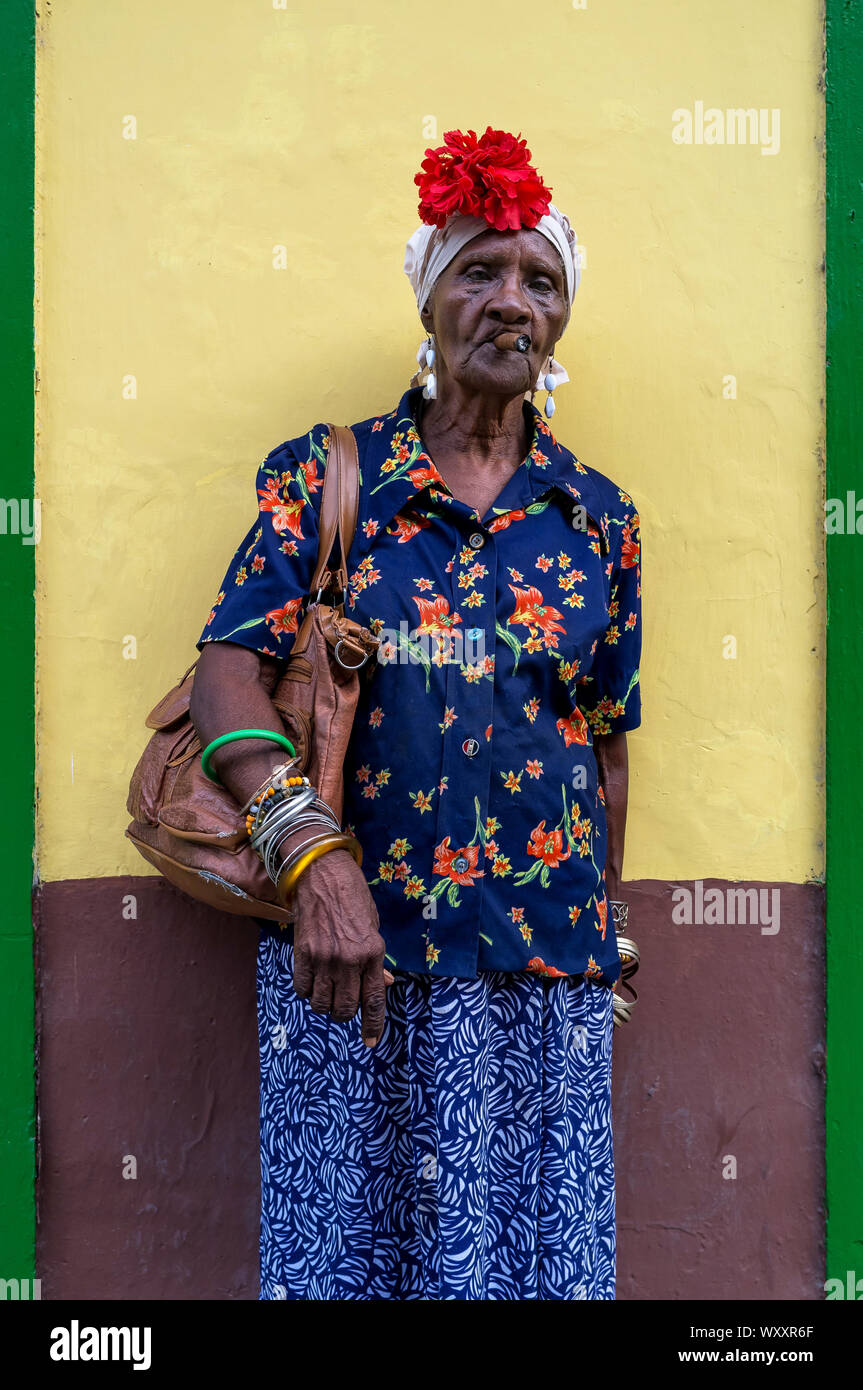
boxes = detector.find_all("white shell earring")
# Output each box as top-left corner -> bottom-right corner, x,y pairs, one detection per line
420,334 -> 437,399
544,356 -> 556,418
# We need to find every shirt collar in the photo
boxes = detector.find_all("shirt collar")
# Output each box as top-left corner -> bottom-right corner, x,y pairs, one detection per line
360,385 -> 610,556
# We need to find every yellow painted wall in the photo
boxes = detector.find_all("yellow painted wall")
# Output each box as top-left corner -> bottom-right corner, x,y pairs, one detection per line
35,0 -> 824,884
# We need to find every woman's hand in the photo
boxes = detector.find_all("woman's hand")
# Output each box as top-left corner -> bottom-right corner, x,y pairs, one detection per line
289,847 -> 392,1047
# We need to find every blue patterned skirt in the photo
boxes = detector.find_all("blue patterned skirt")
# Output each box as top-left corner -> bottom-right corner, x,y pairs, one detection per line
257,927 -> 616,1300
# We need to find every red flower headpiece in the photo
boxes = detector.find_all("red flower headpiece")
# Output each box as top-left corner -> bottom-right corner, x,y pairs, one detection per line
414,127 -> 553,233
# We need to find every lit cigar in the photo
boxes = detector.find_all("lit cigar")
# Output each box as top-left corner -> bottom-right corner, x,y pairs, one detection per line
493,332 -> 532,353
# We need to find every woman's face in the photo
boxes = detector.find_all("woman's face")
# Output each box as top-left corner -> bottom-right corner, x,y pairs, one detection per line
420,228 -> 568,403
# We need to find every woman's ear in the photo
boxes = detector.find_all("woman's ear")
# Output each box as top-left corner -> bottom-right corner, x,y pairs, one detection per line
420,300 -> 434,335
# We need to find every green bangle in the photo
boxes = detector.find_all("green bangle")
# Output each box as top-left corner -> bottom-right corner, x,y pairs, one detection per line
200,729 -> 296,784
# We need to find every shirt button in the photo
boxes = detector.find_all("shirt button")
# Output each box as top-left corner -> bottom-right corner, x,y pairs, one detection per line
468,532 -> 485,549
452,854 -> 469,873
462,737 -> 479,757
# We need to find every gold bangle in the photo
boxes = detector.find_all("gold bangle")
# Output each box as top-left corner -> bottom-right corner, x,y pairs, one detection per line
276,833 -> 362,901
611,972 -> 638,1027
612,992 -> 636,1027
615,933 -> 640,975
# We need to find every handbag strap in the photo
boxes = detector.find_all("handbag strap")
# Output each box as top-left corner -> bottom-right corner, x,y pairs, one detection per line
309,423 -> 360,602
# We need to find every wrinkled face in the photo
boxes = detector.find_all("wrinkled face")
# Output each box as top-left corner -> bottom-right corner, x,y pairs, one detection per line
420,228 -> 568,402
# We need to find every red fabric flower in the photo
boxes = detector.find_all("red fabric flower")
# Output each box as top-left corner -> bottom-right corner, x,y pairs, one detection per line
526,956 -> 570,979
415,127 -> 552,231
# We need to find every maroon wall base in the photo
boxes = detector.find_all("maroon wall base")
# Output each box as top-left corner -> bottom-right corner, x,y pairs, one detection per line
34,875 -> 824,1300
613,880 -> 824,1300
35,877 -> 261,1300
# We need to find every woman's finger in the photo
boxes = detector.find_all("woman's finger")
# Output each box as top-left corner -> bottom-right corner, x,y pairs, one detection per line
360,965 -> 388,1047
292,947 -> 314,999
331,967 -> 362,1023
308,971 -> 335,1015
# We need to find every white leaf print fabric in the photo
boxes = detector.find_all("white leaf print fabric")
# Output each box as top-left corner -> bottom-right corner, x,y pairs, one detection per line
257,928 -> 616,1301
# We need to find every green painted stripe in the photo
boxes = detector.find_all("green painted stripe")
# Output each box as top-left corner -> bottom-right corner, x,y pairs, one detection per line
0,0 -> 845,1296
826,0 -> 863,1284
0,0 -> 35,1275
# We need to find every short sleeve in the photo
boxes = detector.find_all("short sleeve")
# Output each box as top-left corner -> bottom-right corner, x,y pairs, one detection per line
577,495 -> 642,735
195,425 -> 329,661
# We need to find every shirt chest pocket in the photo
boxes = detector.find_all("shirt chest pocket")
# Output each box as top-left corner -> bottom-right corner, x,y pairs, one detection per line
497,510 -> 611,673
346,521 -> 461,676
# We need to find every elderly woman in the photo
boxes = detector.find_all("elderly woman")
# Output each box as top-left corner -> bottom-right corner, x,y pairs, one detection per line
189,128 -> 642,1301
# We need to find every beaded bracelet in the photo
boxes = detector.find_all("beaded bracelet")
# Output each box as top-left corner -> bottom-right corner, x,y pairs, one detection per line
239,760 -> 303,816
244,772 -> 309,837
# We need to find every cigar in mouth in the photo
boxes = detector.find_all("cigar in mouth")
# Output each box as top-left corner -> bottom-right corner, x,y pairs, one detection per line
493,332 -> 532,353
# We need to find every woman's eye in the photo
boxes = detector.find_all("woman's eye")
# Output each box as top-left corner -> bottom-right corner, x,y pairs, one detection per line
463,267 -> 556,292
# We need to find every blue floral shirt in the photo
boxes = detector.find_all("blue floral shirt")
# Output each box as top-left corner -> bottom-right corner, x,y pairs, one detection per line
197,385 -> 642,984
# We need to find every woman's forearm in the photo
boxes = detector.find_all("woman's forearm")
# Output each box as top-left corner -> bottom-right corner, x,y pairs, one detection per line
189,641 -> 292,802
593,730 -> 629,901
188,641 -> 335,864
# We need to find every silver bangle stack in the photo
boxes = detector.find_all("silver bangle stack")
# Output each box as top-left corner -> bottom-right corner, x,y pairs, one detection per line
607,898 -> 640,1028
609,899 -> 629,932
243,759 -> 343,886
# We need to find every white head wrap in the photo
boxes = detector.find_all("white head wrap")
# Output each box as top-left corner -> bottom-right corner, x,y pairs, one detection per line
404,204 -> 579,392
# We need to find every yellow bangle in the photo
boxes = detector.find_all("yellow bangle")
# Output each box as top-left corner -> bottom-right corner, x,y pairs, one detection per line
276,833 -> 363,901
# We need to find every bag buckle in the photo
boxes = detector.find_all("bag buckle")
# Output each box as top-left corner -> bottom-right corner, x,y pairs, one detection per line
334,637 -> 369,670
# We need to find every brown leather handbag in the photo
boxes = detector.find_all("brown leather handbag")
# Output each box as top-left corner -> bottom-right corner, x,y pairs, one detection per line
125,424 -> 380,923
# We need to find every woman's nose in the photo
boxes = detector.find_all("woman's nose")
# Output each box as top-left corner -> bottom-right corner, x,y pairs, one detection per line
487,271 -> 531,323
